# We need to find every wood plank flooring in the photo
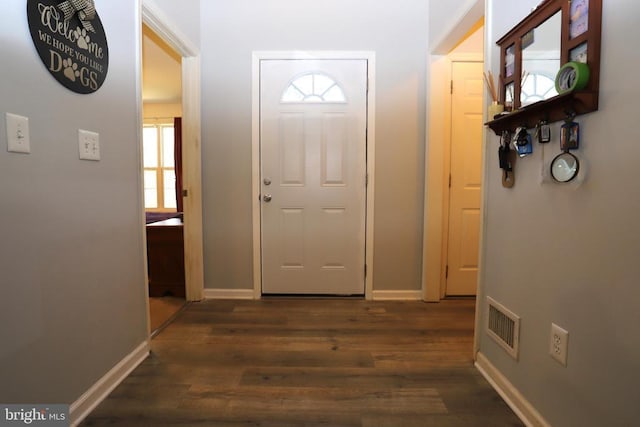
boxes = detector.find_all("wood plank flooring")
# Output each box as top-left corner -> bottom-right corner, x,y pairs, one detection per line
149,296 -> 187,334
81,299 -> 523,426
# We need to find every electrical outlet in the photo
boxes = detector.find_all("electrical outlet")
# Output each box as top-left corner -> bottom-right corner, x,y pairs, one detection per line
550,323 -> 569,366
78,129 -> 100,161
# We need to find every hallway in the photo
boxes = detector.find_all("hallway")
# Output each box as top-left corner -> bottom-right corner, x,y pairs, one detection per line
81,299 -> 522,426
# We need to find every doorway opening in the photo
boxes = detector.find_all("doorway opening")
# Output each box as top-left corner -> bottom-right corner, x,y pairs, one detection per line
142,24 -> 186,334
140,2 -> 204,337
424,14 -> 485,303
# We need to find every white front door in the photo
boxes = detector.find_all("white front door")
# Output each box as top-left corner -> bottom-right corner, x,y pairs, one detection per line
445,61 -> 483,296
260,59 -> 368,295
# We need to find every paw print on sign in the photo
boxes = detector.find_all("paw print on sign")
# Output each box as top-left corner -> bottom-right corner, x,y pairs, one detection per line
74,27 -> 91,50
63,58 -> 80,82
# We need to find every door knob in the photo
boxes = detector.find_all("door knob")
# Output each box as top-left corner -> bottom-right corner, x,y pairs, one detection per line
263,194 -> 272,202
263,178 -> 272,186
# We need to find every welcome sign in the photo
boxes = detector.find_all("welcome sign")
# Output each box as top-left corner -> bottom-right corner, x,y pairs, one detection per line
27,0 -> 109,94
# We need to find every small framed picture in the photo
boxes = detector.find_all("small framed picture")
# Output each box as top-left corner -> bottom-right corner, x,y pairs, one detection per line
505,44 -> 515,78
570,42 -> 588,63
504,82 -> 515,110
570,0 -> 589,39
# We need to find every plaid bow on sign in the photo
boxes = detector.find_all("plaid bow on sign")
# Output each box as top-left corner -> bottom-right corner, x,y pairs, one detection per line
58,0 -> 97,33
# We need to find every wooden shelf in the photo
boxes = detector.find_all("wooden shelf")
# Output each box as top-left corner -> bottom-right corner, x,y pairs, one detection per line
485,90 -> 598,135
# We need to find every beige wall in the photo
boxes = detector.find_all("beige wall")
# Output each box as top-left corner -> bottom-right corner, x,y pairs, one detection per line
143,103 -> 182,120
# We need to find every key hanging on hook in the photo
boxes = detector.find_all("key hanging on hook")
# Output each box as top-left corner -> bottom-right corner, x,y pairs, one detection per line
536,120 -> 551,143
560,113 -> 580,151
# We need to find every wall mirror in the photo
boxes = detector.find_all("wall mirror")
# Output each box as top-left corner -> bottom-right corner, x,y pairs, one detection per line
487,0 -> 602,134
550,152 -> 579,182
520,11 -> 561,106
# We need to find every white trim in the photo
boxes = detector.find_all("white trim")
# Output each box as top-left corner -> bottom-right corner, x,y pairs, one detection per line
431,0 -> 485,55
204,288 -> 256,300
476,0 -> 496,358
372,290 -> 423,301
142,1 -> 204,302
448,52 -> 484,63
70,342 -> 149,426
134,2 -> 152,339
251,51 -> 376,300
475,352 -> 551,427
141,2 -> 197,57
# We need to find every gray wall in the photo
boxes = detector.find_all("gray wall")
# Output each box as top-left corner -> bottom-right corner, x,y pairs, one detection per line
200,0 -> 429,292
480,0 -> 640,425
0,0 -> 147,403
429,0 -> 474,46
145,0 -> 200,48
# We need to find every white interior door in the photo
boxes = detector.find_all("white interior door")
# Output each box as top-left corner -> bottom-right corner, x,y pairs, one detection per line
445,61 -> 483,296
260,59 -> 368,295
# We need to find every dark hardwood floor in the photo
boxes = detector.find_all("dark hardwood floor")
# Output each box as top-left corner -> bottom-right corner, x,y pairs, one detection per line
81,299 -> 523,426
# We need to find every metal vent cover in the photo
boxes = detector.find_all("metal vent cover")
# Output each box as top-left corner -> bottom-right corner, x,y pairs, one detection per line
486,296 -> 520,360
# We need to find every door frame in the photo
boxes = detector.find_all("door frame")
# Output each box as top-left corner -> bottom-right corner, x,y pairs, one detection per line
141,1 -> 204,303
251,51 -> 376,300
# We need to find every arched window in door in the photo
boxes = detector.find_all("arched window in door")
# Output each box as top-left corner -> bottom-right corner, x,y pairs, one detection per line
521,73 -> 557,104
281,73 -> 346,103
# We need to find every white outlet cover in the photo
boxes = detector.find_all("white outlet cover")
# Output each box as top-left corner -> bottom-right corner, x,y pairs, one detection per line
550,323 -> 569,366
78,129 -> 100,161
6,113 -> 31,154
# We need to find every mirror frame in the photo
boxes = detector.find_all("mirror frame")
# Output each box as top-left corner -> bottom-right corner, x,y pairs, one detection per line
488,0 -> 602,134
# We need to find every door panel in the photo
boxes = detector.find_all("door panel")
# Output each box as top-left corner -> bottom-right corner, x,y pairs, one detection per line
280,114 -> 306,185
322,114 -> 348,185
446,61 -> 483,296
260,59 -> 367,295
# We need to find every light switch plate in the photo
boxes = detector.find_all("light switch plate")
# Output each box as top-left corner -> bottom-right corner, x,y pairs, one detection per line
6,113 -> 31,154
78,129 -> 100,161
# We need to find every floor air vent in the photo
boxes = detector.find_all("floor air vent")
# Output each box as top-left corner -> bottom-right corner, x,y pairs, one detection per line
486,297 -> 520,360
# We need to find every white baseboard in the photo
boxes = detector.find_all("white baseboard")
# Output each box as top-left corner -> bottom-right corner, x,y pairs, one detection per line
203,288 -> 256,300
475,352 -> 550,427
372,290 -> 423,300
203,289 -> 422,301
70,341 -> 150,426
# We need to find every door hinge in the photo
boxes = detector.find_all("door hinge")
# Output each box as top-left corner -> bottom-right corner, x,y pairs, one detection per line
449,174 -> 452,188
366,173 -> 369,187
450,80 -> 453,94
182,189 -> 189,197
445,265 -> 449,279
364,264 -> 368,278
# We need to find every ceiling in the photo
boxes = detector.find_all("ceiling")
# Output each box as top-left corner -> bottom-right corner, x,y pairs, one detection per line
142,25 -> 181,104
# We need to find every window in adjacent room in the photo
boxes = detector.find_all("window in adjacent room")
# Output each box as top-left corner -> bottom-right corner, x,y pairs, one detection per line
143,124 -> 176,211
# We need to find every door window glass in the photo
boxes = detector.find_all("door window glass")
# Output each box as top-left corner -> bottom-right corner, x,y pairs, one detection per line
281,73 -> 346,103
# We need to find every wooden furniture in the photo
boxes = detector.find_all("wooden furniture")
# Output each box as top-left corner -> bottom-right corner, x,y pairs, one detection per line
487,0 -> 602,134
146,218 -> 185,297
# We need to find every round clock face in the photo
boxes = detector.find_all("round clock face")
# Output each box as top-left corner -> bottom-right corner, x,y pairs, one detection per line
555,62 -> 590,94
27,0 -> 109,94
564,70 -> 576,90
